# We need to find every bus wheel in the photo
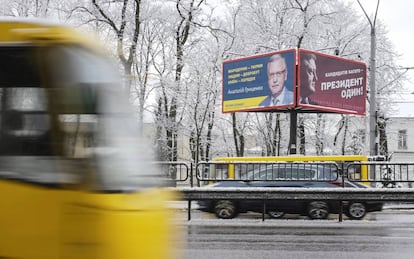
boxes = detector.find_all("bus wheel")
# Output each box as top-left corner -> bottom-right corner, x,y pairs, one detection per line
307,201 -> 329,219
214,200 -> 238,219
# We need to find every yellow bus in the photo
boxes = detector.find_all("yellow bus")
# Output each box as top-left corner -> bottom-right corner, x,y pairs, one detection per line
0,19 -> 180,259
210,155 -> 369,182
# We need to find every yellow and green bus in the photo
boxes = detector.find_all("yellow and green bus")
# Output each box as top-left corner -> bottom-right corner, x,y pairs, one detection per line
0,19 -> 181,259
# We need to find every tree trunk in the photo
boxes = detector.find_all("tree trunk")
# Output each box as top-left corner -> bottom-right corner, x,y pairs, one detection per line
378,114 -> 388,156
204,109 -> 215,161
298,116 -> 306,155
341,116 -> 349,155
273,114 -> 281,156
315,114 -> 327,155
232,113 -> 244,157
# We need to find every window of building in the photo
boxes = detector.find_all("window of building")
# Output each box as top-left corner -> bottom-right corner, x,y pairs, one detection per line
398,129 -> 407,150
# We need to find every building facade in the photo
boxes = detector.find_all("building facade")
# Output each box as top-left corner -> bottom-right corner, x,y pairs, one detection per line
386,117 -> 414,162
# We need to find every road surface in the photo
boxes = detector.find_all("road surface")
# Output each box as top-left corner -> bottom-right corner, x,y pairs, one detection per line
175,209 -> 414,259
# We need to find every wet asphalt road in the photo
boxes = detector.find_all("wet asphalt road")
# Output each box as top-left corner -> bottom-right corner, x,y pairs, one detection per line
176,209 -> 414,259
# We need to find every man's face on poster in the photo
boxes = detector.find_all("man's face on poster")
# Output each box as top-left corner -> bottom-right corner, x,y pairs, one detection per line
301,58 -> 318,97
267,58 -> 287,97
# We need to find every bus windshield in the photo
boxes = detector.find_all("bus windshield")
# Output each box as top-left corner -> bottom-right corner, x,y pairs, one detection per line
0,45 -> 162,192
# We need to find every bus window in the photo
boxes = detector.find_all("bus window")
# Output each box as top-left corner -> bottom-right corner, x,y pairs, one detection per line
0,88 -> 51,155
0,46 -> 62,185
0,46 -> 50,156
0,46 -> 40,87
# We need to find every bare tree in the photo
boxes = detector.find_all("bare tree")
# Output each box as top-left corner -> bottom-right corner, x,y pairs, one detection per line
152,0 -> 207,162
187,61 -> 219,163
0,0 -> 53,17
131,7 -> 163,130
231,113 -> 247,157
333,114 -> 349,155
314,114 -> 325,155
254,113 -> 283,156
90,0 -> 141,96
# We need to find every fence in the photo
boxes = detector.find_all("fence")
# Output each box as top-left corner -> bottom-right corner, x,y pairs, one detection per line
157,161 -> 414,221
347,162 -> 414,188
157,161 -> 414,188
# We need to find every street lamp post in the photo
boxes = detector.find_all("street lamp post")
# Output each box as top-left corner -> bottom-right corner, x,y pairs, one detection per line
369,23 -> 377,156
357,0 -> 380,156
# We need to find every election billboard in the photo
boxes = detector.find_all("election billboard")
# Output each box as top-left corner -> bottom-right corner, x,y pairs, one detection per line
298,49 -> 367,115
222,49 -> 296,112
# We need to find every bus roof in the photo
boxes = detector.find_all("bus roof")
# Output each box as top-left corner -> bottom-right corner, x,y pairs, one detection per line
0,18 -> 103,53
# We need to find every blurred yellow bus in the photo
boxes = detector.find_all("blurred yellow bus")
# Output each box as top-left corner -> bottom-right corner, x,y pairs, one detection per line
210,155 -> 369,182
0,19 -> 180,259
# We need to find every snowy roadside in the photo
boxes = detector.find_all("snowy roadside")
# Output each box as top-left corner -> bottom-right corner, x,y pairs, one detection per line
383,202 -> 414,210
168,201 -> 200,210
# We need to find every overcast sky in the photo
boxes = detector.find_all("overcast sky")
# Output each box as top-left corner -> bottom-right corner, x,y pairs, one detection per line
350,0 -> 414,116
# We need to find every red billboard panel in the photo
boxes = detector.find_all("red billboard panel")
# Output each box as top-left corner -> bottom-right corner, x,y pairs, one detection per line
298,49 -> 367,115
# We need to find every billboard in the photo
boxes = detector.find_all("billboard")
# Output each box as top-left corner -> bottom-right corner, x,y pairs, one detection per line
298,49 -> 367,115
222,49 -> 296,112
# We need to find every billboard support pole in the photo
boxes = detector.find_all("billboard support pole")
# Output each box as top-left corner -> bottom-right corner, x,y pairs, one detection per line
289,110 -> 297,154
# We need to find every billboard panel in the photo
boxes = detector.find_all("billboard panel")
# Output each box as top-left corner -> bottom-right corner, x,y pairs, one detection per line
298,49 -> 367,115
222,49 -> 296,112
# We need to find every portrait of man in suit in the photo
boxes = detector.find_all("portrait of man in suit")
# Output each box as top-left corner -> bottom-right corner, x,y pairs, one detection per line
300,52 -> 319,105
259,54 -> 293,107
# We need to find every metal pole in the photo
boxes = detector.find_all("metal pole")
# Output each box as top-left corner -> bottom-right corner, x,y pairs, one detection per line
369,26 -> 377,156
357,0 -> 380,184
289,111 -> 297,154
